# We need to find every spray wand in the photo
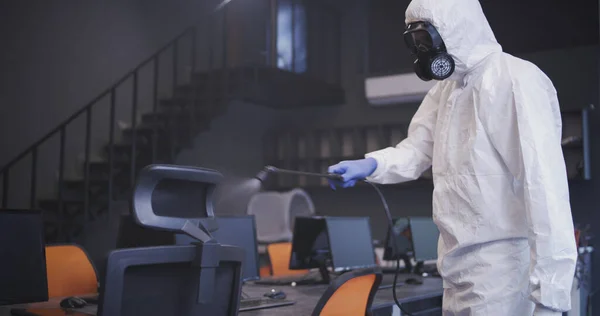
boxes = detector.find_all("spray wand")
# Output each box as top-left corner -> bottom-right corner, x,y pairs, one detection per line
255,165 -> 414,315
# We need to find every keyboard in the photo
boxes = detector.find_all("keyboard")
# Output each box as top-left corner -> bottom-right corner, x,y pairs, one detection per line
239,297 -> 295,311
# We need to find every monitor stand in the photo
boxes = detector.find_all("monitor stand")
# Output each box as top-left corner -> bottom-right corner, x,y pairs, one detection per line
414,261 -> 424,275
414,261 -> 439,277
317,263 -> 331,284
400,254 -> 413,273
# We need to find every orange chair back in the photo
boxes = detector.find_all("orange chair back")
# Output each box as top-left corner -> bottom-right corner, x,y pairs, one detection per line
45,245 -> 98,297
312,269 -> 382,316
259,265 -> 272,277
266,242 -> 308,276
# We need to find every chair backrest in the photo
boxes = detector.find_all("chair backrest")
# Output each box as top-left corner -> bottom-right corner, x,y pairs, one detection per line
98,245 -> 244,316
45,244 -> 98,297
132,164 -> 222,242
311,268 -> 382,316
247,189 -> 314,243
266,242 -> 308,276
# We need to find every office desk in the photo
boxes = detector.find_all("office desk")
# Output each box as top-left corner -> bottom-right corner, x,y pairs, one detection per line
0,275 -> 442,316
0,296 -> 97,316
242,274 -> 443,315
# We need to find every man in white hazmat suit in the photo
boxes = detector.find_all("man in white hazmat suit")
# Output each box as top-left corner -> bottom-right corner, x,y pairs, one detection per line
328,0 -> 578,315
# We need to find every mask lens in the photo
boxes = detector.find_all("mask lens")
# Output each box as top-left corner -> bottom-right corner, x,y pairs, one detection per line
404,30 -> 433,54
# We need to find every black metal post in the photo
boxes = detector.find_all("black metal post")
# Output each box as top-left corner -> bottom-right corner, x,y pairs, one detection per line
131,72 -> 138,187
336,13 -> 342,85
189,28 -> 198,140
222,7 -> 228,69
2,170 -> 8,208
208,15 -> 215,105
30,148 -> 38,208
107,89 -> 116,222
152,58 -> 159,163
171,42 -> 179,162
169,108 -> 178,162
83,108 -> 92,223
269,0 -> 278,68
57,127 -> 66,241
291,0 -> 296,73
173,41 -> 179,96
582,106 -> 592,180
222,6 -> 229,99
191,27 -> 197,76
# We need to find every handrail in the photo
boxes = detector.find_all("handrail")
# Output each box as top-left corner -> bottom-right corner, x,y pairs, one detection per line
0,26 -> 194,174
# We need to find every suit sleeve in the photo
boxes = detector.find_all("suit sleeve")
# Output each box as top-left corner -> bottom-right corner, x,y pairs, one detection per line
485,71 -> 577,312
365,83 -> 441,184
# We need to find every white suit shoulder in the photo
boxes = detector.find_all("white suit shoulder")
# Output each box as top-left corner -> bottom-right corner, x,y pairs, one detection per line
480,53 -> 557,97
477,53 -> 559,125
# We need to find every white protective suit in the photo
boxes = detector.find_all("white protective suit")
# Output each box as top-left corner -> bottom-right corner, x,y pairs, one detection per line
365,0 -> 578,315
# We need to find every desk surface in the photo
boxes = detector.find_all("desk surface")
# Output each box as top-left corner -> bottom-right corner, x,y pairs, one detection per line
0,275 -> 442,316
241,274 -> 442,315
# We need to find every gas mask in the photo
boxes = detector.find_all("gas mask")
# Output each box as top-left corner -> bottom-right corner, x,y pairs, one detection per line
404,21 -> 455,81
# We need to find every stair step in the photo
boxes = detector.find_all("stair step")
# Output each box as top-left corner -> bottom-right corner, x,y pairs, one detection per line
159,96 -> 227,109
140,113 -> 215,130
62,178 -> 108,189
38,198 -> 85,218
174,83 -> 229,96
43,219 -> 85,243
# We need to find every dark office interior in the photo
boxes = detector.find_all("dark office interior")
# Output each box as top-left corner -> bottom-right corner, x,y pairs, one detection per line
0,0 -> 598,315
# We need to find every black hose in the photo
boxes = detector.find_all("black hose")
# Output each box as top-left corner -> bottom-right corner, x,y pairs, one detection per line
363,180 -> 414,316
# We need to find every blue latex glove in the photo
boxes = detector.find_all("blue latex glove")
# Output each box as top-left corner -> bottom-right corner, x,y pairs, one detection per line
328,158 -> 378,189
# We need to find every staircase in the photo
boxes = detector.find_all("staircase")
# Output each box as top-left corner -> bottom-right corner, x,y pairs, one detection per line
0,4 -> 344,243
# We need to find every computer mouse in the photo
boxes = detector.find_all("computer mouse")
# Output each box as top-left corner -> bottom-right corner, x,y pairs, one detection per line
264,289 -> 287,300
60,296 -> 87,309
405,277 -> 423,285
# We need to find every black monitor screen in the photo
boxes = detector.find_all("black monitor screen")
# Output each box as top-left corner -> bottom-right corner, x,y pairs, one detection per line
383,217 -> 413,260
289,217 -> 329,270
116,215 -> 175,249
212,217 -> 259,282
326,217 -> 377,272
409,217 -> 439,262
175,216 -> 259,282
0,209 -> 48,305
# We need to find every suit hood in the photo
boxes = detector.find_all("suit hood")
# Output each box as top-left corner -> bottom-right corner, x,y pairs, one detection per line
405,0 -> 502,79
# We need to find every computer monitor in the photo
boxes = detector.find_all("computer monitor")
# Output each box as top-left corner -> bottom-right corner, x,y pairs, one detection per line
175,216 -> 260,282
409,217 -> 439,262
290,216 -> 377,283
98,245 -> 244,316
0,209 -> 49,305
289,217 -> 329,270
116,214 -> 175,249
326,217 -> 377,272
383,217 -> 413,261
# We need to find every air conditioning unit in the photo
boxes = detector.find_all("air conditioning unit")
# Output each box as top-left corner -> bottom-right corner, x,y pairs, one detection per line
365,73 -> 436,106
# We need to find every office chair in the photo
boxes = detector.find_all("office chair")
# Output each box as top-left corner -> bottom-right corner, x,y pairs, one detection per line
311,268 -> 382,316
98,245 -> 244,316
45,244 -> 98,297
97,164 -> 245,316
266,242 -> 309,276
247,189 -> 314,243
